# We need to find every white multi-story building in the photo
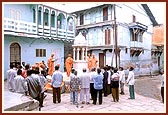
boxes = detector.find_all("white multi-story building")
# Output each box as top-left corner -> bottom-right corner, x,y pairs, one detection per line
3,3 -> 76,79
73,3 -> 158,75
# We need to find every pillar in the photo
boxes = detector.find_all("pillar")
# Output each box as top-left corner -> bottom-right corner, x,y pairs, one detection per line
73,48 -> 76,60
82,48 -> 85,60
85,48 -> 87,61
77,47 -> 80,60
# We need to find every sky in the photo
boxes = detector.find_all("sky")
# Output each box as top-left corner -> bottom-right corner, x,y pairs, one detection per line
46,2 -> 165,24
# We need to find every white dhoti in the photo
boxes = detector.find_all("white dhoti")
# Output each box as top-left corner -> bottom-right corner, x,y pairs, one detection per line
80,88 -> 90,103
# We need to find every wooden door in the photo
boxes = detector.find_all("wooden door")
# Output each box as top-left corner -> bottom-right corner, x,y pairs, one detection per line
99,53 -> 104,68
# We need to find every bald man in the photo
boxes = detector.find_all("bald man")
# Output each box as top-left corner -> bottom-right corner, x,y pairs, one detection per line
47,53 -> 55,76
65,54 -> 73,77
91,54 -> 98,69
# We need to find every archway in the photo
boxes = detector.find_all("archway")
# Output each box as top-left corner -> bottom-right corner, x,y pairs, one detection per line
10,42 -> 21,67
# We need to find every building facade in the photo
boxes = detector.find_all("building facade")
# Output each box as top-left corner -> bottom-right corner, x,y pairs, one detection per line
152,24 -> 164,70
73,4 -> 158,75
3,3 -> 76,79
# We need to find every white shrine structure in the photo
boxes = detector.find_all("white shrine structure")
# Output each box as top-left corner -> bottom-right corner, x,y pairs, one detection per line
72,32 -> 88,73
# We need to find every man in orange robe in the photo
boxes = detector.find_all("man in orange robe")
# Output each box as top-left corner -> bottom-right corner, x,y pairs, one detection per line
65,54 -> 73,77
47,53 -> 55,76
87,53 -> 92,71
91,54 -> 98,69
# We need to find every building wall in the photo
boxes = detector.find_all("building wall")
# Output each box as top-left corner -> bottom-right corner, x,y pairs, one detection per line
75,4 -> 158,75
115,4 -> 155,74
3,3 -> 76,80
4,4 -> 34,22
3,35 -> 64,80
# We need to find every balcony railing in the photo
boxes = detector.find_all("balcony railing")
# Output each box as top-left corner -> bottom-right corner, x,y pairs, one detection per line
130,41 -> 143,48
4,18 -> 75,39
4,18 -> 37,34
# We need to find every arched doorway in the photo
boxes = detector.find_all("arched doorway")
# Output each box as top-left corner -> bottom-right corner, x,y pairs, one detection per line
10,42 -> 21,67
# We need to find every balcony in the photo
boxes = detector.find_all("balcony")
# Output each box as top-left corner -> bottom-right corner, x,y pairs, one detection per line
4,18 -> 37,37
76,20 -> 114,30
4,18 -> 75,39
130,41 -> 143,48
128,22 -> 148,31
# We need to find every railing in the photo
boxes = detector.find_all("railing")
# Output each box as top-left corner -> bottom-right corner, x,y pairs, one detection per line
4,18 -> 37,34
4,18 -> 75,39
57,28 -> 66,38
51,27 -> 57,37
130,41 -> 143,48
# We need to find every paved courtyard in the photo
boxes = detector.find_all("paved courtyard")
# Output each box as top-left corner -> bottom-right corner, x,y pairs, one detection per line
3,75 -> 165,113
41,78 -> 165,113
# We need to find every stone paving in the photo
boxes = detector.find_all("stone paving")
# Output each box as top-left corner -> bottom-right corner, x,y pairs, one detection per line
41,85 -> 165,113
3,75 -> 165,113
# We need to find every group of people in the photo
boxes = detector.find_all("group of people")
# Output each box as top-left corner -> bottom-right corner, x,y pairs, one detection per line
47,53 -> 74,77
6,62 -> 48,110
6,52 -> 164,111
67,65 -> 136,106
5,52 -> 75,110
6,58 -> 135,110
47,53 -> 98,78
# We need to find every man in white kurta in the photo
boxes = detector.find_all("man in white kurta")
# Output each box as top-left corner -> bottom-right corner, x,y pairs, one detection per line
126,67 -> 135,99
14,69 -> 27,94
7,64 -> 17,92
79,68 -> 90,104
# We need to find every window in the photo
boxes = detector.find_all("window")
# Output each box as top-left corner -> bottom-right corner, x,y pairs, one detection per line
38,9 -> 41,25
68,17 -> 74,31
105,29 -> 111,45
9,9 -> 21,20
131,30 -> 138,41
36,49 -> 46,57
139,30 -> 144,42
44,9 -> 49,26
103,7 -> 108,21
33,8 -> 36,23
80,13 -> 84,25
51,12 -> 55,27
57,13 -> 66,29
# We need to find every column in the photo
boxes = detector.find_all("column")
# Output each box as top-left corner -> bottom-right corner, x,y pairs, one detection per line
77,47 -> 80,60
85,48 -> 88,61
73,48 -> 76,60
82,48 -> 85,60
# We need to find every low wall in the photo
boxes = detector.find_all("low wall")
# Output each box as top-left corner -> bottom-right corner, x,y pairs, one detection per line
3,91 -> 39,111
120,59 -> 160,76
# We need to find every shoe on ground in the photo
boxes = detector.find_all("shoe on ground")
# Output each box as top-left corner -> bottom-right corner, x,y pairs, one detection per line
128,98 -> 135,99
82,101 -> 85,104
40,105 -> 44,107
86,102 -> 90,105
